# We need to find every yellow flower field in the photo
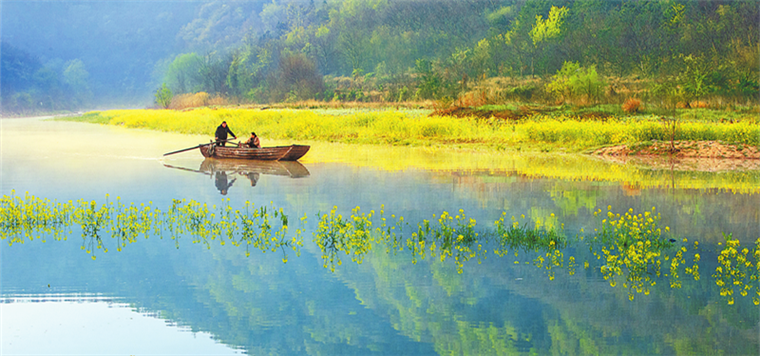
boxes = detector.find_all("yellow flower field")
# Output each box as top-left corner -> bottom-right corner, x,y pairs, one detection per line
72,108 -> 759,151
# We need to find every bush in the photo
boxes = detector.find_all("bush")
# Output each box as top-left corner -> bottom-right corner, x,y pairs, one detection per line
622,98 -> 641,113
546,61 -> 605,104
154,83 -> 173,109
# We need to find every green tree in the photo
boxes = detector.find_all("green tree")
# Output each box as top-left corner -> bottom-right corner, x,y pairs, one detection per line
165,53 -> 203,94
154,83 -> 173,109
226,44 -> 273,102
414,58 -> 442,100
529,5 -> 568,45
271,52 -> 324,102
529,5 -> 569,76
198,52 -> 231,95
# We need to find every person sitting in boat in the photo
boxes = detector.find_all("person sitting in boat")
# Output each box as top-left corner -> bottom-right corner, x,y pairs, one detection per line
214,121 -> 236,146
244,132 -> 261,149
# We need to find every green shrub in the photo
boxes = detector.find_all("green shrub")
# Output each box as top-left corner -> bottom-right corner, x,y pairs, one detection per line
154,83 -> 173,109
546,61 -> 605,104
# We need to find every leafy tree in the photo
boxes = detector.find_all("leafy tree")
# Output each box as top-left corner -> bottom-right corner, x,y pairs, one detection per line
529,5 -> 568,45
529,5 -> 569,76
165,53 -> 204,94
226,44 -> 274,102
154,83 -> 173,109
652,54 -> 717,108
414,58 -> 443,100
198,52 -> 232,95
271,52 -> 324,102
32,65 -> 66,111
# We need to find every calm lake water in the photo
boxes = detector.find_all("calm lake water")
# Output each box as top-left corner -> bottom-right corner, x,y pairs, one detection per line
1,117 -> 758,355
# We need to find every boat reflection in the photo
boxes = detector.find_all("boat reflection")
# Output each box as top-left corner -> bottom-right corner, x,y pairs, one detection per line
198,158 -> 310,178
163,158 -> 310,194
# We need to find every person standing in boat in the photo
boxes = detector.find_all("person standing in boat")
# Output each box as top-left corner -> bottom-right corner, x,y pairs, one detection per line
244,132 -> 261,148
215,121 -> 236,146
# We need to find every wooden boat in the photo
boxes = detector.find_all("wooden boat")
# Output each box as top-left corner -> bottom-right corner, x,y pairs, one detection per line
200,144 -> 309,161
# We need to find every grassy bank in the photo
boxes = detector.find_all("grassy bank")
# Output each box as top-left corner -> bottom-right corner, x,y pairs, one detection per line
64,107 -> 759,152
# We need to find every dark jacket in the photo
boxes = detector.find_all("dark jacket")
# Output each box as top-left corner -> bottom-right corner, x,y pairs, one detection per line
215,125 -> 236,141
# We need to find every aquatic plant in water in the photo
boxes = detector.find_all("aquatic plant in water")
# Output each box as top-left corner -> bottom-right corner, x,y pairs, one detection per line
587,206 -> 681,300
314,206 -> 377,271
713,233 -> 760,305
406,209 -> 485,273
0,191 -> 303,261
4,192 -> 758,304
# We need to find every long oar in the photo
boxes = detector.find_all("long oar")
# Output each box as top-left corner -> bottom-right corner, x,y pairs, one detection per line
163,138 -> 237,156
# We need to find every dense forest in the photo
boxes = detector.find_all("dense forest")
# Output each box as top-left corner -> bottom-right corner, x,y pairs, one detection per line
1,0 -> 758,114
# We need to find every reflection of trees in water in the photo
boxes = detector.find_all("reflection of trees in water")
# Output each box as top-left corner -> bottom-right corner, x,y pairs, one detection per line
310,202 -> 759,307
3,192 -> 759,354
452,172 -> 759,244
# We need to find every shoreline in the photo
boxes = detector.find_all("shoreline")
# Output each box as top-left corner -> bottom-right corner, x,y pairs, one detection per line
592,140 -> 760,172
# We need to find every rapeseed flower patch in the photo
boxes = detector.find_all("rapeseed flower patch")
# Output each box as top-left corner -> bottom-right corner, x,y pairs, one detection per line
4,192 -> 755,304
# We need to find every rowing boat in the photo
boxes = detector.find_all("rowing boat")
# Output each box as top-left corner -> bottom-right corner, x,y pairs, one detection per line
200,144 -> 310,161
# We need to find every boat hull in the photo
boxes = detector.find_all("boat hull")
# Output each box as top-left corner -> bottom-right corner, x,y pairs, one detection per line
200,144 -> 309,161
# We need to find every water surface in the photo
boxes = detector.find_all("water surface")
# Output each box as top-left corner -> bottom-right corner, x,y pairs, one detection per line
1,117 -> 758,355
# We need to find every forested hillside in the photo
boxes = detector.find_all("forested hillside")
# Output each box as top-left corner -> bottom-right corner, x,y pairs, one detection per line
2,0 -> 757,114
